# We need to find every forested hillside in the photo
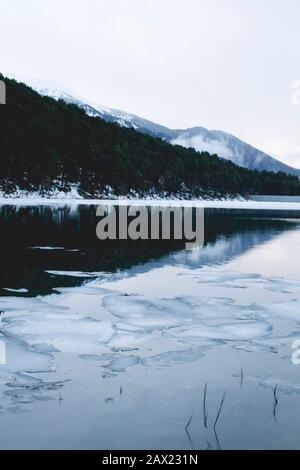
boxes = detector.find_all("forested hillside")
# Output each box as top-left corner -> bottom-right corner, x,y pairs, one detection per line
1,74 -> 300,198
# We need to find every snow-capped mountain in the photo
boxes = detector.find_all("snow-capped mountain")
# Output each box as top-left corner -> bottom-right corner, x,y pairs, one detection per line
14,76 -> 300,177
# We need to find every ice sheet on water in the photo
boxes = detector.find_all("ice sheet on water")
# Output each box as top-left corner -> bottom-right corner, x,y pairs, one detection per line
103,355 -> 140,372
1,267 -> 295,403
30,343 -> 60,353
248,374 -> 300,395
265,299 -> 300,322
56,286 -> 117,296
165,322 -> 272,343
179,270 -> 262,289
199,271 -> 261,284
0,337 -> 53,376
251,332 -> 300,351
142,348 -> 205,367
3,288 -> 29,293
263,277 -> 300,294
0,335 -> 59,408
107,330 -> 146,350
180,269 -> 300,295
79,354 -> 109,361
102,292 -> 270,351
178,295 -> 264,323
2,312 -> 115,354
102,294 -> 197,331
30,246 -> 81,253
180,295 -> 236,307
231,341 -> 279,354
29,246 -> 65,250
0,296 -> 67,312
4,372 -> 69,404
46,270 -> 102,278
79,352 -> 140,372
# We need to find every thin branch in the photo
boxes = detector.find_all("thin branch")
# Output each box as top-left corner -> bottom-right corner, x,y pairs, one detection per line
203,383 -> 208,429
272,384 -> 279,423
213,392 -> 226,430
214,427 -> 221,450
240,367 -> 244,389
185,411 -> 194,450
185,411 -> 193,432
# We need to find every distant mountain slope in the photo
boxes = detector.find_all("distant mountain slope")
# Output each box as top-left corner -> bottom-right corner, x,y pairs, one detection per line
169,128 -> 300,176
1,73 -> 300,199
24,78 -> 300,178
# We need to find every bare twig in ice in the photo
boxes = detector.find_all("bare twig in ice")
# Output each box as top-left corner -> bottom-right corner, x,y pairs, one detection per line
272,384 -> 279,423
214,392 -> 226,430
203,383 -> 208,429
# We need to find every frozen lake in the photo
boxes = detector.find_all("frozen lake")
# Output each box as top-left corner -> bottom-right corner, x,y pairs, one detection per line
0,204 -> 300,449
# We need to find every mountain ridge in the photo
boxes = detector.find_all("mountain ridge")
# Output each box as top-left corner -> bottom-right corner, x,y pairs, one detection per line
20,76 -> 300,178
1,73 -> 300,200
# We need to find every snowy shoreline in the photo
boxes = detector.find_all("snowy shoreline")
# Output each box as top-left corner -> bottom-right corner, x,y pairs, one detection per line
0,196 -> 300,210
1,185 -> 300,210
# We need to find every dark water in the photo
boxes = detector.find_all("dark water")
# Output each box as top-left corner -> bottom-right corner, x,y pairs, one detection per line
0,204 -> 300,450
0,205 -> 297,294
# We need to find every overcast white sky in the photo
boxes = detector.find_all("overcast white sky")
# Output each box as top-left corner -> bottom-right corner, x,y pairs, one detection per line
1,0 -> 300,167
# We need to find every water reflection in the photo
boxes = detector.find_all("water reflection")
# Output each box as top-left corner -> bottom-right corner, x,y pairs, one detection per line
0,204 -> 299,295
